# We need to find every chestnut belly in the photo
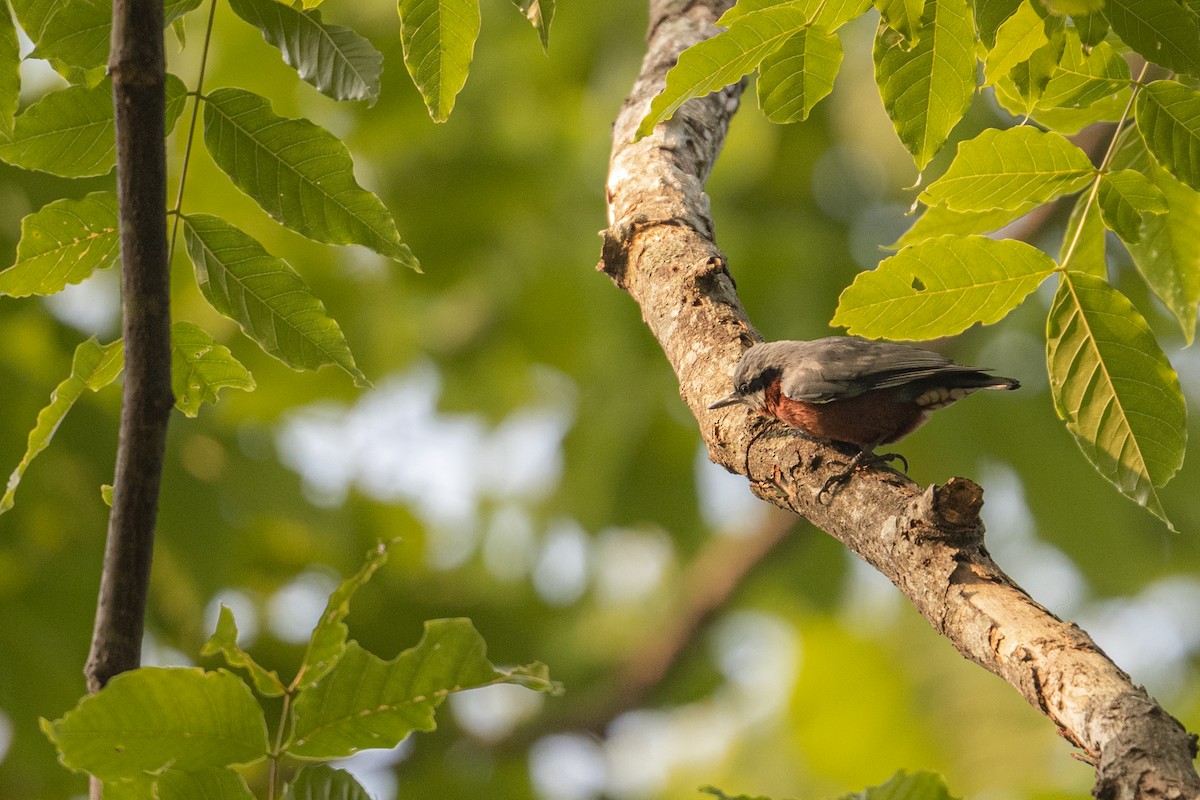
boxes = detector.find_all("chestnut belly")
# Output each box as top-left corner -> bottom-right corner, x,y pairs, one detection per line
764,382 -> 929,448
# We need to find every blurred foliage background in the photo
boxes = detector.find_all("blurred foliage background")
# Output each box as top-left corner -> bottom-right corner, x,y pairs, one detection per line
1,1 -> 1199,798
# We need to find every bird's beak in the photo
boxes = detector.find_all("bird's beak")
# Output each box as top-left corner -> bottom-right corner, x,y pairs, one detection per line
708,392 -> 744,410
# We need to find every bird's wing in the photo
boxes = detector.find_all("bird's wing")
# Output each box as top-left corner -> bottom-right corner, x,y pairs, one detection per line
779,339 -> 956,401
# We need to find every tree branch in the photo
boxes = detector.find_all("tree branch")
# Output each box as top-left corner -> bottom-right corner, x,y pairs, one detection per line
600,2 -> 1200,797
85,0 -> 173,696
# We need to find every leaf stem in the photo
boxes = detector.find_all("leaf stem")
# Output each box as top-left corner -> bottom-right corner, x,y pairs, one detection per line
1059,61 -> 1151,270
268,689 -> 293,800
167,0 -> 219,264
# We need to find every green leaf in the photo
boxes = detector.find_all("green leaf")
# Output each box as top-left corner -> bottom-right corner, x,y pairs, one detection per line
397,0 -> 481,122
182,213 -> 370,386
1103,0 -> 1200,78
1136,80 -> 1200,193
1072,11 -> 1108,46
637,3 -> 811,139
1,338 -> 123,515
1114,133 -> 1200,344
872,0 -> 976,170
0,74 -> 187,177
43,667 -> 269,779
874,0 -> 926,42
0,192 -> 120,297
838,769 -> 958,800
1007,21 -> 1064,112
294,541 -> 392,689
202,605 -> 285,697
1059,193 -> 1106,277
717,0 -> 872,29
994,74 -> 1130,133
919,126 -> 1095,212
15,0 -> 202,85
700,787 -> 772,800
228,0 -> 383,106
510,0 -> 555,51
1046,272 -> 1185,530
756,26 -> 843,123
983,0 -> 1049,87
202,88 -> 418,268
891,202 -> 1038,248
975,0 -> 1021,46
1046,0 -> 1103,14
832,235 -> 1055,338
0,4 -> 19,137
288,619 -> 559,759
170,321 -> 256,417
0,79 -> 114,176
1038,35 -> 1130,110
1096,169 -> 1167,243
156,769 -> 256,800
284,765 -> 373,800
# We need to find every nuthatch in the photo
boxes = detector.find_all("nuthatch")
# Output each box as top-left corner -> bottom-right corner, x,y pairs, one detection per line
709,337 -> 1019,493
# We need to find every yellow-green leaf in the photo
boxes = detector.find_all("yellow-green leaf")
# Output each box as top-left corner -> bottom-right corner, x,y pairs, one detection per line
170,321 -> 256,417
1136,80 -> 1200,193
0,192 -> 120,297
1096,169 -> 1167,244
397,0 -> 481,122
833,234 -> 1055,339
983,0 -> 1049,87
756,26 -> 843,123
1046,272 -> 1185,530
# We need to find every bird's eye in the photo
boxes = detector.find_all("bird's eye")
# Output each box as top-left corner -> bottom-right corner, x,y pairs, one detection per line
737,382 -> 749,394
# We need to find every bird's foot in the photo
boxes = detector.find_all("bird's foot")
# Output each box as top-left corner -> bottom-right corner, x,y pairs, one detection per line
818,450 -> 908,503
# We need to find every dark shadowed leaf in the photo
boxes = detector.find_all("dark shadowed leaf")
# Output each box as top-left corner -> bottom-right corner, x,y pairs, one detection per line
1103,0 -> 1200,78
228,0 -> 383,105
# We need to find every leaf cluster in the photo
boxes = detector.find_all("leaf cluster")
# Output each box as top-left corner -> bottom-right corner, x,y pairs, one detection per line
642,0 -> 1199,529
41,543 -> 560,799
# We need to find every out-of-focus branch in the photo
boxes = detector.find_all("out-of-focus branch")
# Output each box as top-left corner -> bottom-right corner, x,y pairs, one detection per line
85,0 -> 173,698
597,1 -> 1200,796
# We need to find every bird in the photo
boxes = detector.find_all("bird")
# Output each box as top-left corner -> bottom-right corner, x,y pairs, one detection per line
708,337 -> 1019,495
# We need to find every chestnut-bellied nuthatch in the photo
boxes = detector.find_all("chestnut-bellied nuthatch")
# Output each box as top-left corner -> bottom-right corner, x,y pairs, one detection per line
709,337 -> 1019,493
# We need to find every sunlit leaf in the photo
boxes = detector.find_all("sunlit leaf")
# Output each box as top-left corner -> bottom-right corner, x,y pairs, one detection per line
890,202 -> 1038,248
1007,22 -> 1064,112
170,321 -> 256,417
1136,80 -> 1200,193
717,0 -> 871,30
1072,10 -> 1108,45
994,74 -> 1130,133
228,0 -> 383,105
510,0 -> 555,50
838,770 -> 959,800
1046,272 -> 1185,530
182,213 -> 370,386
156,769 -> 256,800
1,338 -> 123,515
975,0 -> 1021,46
284,765 -> 372,800
0,74 -> 187,177
1037,35 -> 1129,110
202,605 -> 285,697
1096,169 -> 1166,243
1113,134 -> 1200,344
1103,0 -> 1200,78
873,0 -> 976,170
202,88 -> 418,268
832,235 -> 1055,339
42,667 -> 269,779
919,126 -> 1095,211
983,0 -> 1049,87
288,620 -> 558,759
757,26 -> 843,123
0,192 -> 119,297
874,0 -> 925,42
637,3 -> 810,139
0,4 -> 18,137
397,0 -> 481,122
1059,193 -> 1106,277
294,541 -> 391,689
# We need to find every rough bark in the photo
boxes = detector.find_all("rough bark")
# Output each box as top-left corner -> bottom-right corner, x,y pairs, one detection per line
85,0 -> 173,697
599,1 -> 1200,796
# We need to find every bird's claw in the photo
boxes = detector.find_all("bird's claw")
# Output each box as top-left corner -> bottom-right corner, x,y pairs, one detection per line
816,450 -> 908,503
